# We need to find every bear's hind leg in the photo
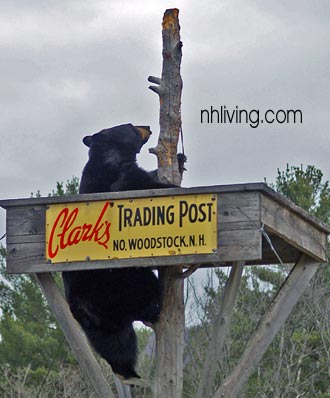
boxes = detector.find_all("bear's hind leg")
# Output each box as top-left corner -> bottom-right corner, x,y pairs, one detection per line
84,324 -> 140,379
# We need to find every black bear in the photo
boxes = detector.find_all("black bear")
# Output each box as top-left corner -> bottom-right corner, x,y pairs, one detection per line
62,123 -> 176,379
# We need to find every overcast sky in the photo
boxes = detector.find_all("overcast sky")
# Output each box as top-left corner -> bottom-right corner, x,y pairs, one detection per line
1,0 -> 330,237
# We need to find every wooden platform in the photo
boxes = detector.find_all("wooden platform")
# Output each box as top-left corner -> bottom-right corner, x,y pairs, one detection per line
1,183 -> 329,274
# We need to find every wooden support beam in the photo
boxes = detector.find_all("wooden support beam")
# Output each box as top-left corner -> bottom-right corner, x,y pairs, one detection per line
213,254 -> 318,398
35,272 -> 115,398
154,266 -> 185,398
197,261 -> 245,398
261,194 -> 327,262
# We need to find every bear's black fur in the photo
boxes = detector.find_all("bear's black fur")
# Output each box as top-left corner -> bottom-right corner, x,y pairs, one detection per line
62,123 -> 175,379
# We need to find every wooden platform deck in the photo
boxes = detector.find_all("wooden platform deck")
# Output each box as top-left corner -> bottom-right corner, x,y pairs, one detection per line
1,183 -> 329,274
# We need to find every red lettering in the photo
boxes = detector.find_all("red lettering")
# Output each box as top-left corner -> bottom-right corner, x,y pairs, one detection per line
88,201 -> 111,243
81,223 -> 93,241
47,208 -> 68,259
47,202 -> 112,260
96,221 -> 112,249
67,226 -> 83,246
58,208 -> 79,249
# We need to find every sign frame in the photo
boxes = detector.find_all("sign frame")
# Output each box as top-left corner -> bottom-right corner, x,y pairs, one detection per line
45,193 -> 218,264
1,183 -> 329,274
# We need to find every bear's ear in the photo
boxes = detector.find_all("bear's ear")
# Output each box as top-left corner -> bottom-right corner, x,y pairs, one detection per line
83,136 -> 92,147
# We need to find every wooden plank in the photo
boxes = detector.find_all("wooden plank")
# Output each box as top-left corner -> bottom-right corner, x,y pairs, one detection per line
213,255 -> 318,398
6,242 -> 46,273
4,190 -> 263,273
35,273 -> 115,398
197,261 -> 245,398
5,228 -> 261,273
1,184 -> 268,208
261,184 -> 330,233
261,194 -> 328,262
218,221 -> 260,232
6,205 -> 45,237
218,192 -> 260,224
7,234 -> 44,245
6,250 -> 219,273
5,191 -> 260,235
218,229 -> 261,262
1,183 -> 329,233
4,186 -> 328,272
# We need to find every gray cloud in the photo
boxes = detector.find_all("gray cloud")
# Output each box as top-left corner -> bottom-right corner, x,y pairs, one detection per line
1,0 -> 330,237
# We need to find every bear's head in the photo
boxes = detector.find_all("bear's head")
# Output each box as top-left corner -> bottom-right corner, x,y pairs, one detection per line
83,124 -> 152,158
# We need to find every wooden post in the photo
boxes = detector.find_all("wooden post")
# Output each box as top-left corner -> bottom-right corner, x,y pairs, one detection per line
197,261 -> 245,398
213,254 -> 318,398
148,8 -> 184,398
35,273 -> 115,398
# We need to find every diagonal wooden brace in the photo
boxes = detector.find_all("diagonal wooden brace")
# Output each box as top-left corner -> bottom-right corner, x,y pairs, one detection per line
213,254 -> 319,398
197,261 -> 245,398
35,272 -> 115,398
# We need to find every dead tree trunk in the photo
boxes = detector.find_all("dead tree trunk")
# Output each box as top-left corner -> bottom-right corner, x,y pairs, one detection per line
148,8 -> 184,398
148,8 -> 183,186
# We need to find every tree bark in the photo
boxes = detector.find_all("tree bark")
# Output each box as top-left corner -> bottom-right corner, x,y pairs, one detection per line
148,8 -> 183,186
148,8 -> 184,398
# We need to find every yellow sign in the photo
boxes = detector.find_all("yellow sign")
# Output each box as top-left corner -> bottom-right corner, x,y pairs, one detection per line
46,194 -> 217,263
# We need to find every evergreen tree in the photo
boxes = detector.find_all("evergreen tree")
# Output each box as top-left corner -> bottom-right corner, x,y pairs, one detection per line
274,164 -> 330,222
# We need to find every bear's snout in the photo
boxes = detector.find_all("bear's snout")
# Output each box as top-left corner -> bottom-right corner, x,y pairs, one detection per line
135,126 -> 152,144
